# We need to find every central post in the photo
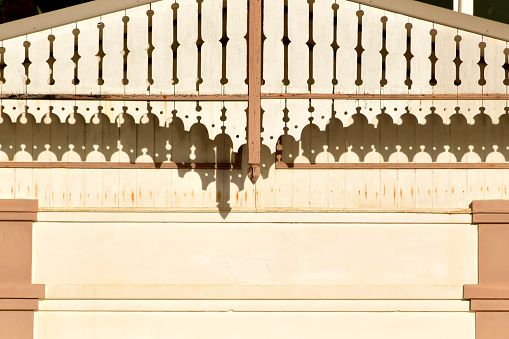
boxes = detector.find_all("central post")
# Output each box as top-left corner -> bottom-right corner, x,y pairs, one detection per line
247,0 -> 262,184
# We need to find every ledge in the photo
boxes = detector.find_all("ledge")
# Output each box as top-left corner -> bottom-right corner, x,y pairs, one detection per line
0,299 -> 39,311
0,284 -> 45,300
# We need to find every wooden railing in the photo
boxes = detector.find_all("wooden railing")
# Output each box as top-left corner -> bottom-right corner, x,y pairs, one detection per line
0,0 -> 508,183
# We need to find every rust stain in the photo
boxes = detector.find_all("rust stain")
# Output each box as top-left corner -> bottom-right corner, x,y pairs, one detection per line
105,191 -> 108,199
411,186 -> 414,197
452,188 -> 455,194
245,191 -> 248,202
122,190 -> 125,199
131,191 -> 135,203
505,185 -> 507,195
486,186 -> 489,192
35,184 -> 38,197
428,189 -> 430,195
383,185 -> 386,195
191,190 -> 195,197
236,192 -> 239,202
150,191 -> 153,199
435,187 -> 438,194
394,188 -> 396,200
79,193 -> 82,202
217,191 -> 222,201
114,194 -> 117,203
399,188 -> 402,198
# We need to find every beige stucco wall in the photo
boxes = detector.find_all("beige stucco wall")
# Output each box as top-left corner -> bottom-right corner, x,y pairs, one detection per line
32,211 -> 476,338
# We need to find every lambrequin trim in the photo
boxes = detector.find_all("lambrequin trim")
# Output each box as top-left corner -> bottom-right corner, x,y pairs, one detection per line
0,0 -> 508,42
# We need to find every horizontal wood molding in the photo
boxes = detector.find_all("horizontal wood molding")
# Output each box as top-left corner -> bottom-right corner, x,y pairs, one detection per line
276,162 -> 509,170
4,93 -> 509,102
262,93 -> 509,101
0,94 -> 249,102
0,200 -> 42,339
0,162 -> 240,170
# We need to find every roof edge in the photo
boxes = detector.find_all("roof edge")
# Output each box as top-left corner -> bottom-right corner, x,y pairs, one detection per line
0,0 -> 155,41
356,0 -> 509,41
0,0 -> 508,41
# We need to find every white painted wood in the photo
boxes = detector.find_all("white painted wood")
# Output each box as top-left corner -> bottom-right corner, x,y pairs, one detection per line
344,113 -> 364,209
286,99 -> 311,141
100,11 -> 125,94
335,0 -> 358,94
14,108 -> 34,200
432,24 -> 456,95
125,5 -> 150,95
262,0 -> 284,93
225,0 -> 248,94
51,23 -> 76,94
310,105 -> 329,207
458,30 -> 482,95
75,17 -> 102,95
102,110 -> 120,208
483,36 -> 506,95
66,110 -> 86,207
175,0 -> 198,95
255,145 -> 277,209
32,117 -> 52,207
357,5 -> 383,95
26,30 -> 52,95
84,112 -> 104,208
117,112 -> 137,208
198,101 -> 222,150
260,100 -> 284,152
382,11 -> 408,94
287,0 -> 309,93
2,36 -> 27,95
199,0 -> 222,95
135,113 -> 155,208
313,0 -> 334,94
223,101 -> 247,153
150,1 -> 173,95
336,100 -> 358,128
408,18 -> 433,95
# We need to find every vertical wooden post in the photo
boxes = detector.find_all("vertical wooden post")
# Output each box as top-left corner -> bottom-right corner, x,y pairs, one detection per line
247,0 -> 262,184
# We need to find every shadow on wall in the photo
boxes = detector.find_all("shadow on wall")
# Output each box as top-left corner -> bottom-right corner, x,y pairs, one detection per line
0,108 -> 507,214
280,112 -> 509,164
1,109 -> 508,168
